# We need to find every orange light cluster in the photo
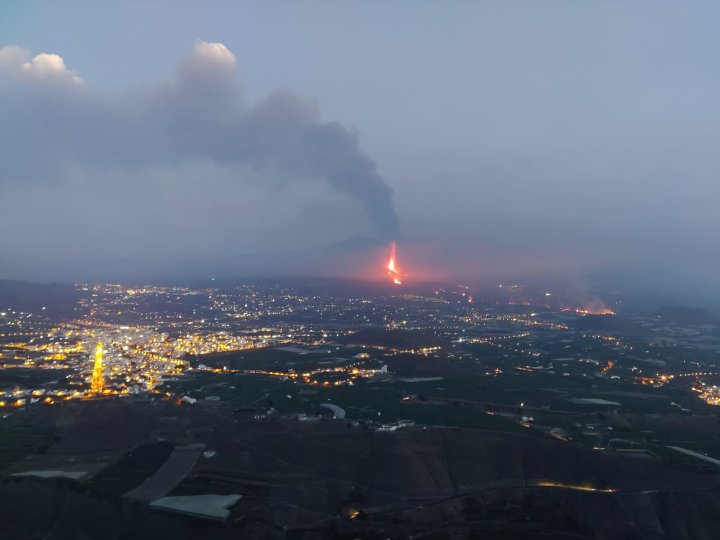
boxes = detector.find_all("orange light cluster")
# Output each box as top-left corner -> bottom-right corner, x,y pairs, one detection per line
562,307 -> 615,316
601,359 -> 615,374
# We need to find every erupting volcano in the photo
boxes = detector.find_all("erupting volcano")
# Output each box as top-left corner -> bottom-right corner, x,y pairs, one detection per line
387,242 -> 402,285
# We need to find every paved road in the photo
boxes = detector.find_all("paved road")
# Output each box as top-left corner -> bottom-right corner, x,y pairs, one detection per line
124,443 -> 205,502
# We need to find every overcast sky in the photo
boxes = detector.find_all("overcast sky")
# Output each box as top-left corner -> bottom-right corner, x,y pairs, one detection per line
1,1 -> 719,296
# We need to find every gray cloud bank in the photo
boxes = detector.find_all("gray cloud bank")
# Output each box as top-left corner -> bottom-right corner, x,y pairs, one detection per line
0,41 -> 399,255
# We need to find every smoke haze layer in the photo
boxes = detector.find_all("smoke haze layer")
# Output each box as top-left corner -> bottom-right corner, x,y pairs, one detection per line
2,1 -> 720,304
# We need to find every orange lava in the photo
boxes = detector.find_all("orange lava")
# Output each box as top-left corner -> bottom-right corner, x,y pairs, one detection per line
387,242 -> 402,285
562,307 -> 615,316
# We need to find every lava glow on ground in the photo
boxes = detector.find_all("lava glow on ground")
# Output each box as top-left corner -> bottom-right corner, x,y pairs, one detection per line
561,306 -> 616,316
387,242 -> 402,285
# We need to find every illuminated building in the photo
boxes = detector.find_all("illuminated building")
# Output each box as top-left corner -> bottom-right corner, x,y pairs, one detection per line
90,341 -> 105,393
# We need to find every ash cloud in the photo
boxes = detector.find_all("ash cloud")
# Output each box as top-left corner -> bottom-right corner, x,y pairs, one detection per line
0,41 -> 399,240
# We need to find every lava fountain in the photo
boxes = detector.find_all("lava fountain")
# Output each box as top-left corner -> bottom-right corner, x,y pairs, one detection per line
387,241 -> 402,285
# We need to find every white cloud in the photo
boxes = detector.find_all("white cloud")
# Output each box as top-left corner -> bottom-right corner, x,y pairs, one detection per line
192,41 -> 236,67
0,45 -> 30,75
0,45 -> 83,86
174,40 -> 237,93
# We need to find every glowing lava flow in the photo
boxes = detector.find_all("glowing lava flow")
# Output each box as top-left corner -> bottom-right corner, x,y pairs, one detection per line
561,306 -> 616,316
387,242 -> 402,285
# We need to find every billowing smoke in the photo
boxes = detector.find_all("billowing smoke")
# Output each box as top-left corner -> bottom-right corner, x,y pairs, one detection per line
0,41 -> 399,240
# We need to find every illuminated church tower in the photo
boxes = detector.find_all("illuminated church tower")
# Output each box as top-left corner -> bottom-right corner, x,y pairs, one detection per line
90,341 -> 105,394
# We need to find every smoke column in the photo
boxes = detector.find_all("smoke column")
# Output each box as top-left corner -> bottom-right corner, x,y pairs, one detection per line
0,41 -> 400,239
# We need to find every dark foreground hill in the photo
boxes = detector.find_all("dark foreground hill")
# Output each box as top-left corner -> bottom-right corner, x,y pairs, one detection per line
1,399 -> 720,539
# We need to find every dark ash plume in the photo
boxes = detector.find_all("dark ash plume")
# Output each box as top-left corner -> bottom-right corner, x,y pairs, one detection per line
0,41 -> 399,239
